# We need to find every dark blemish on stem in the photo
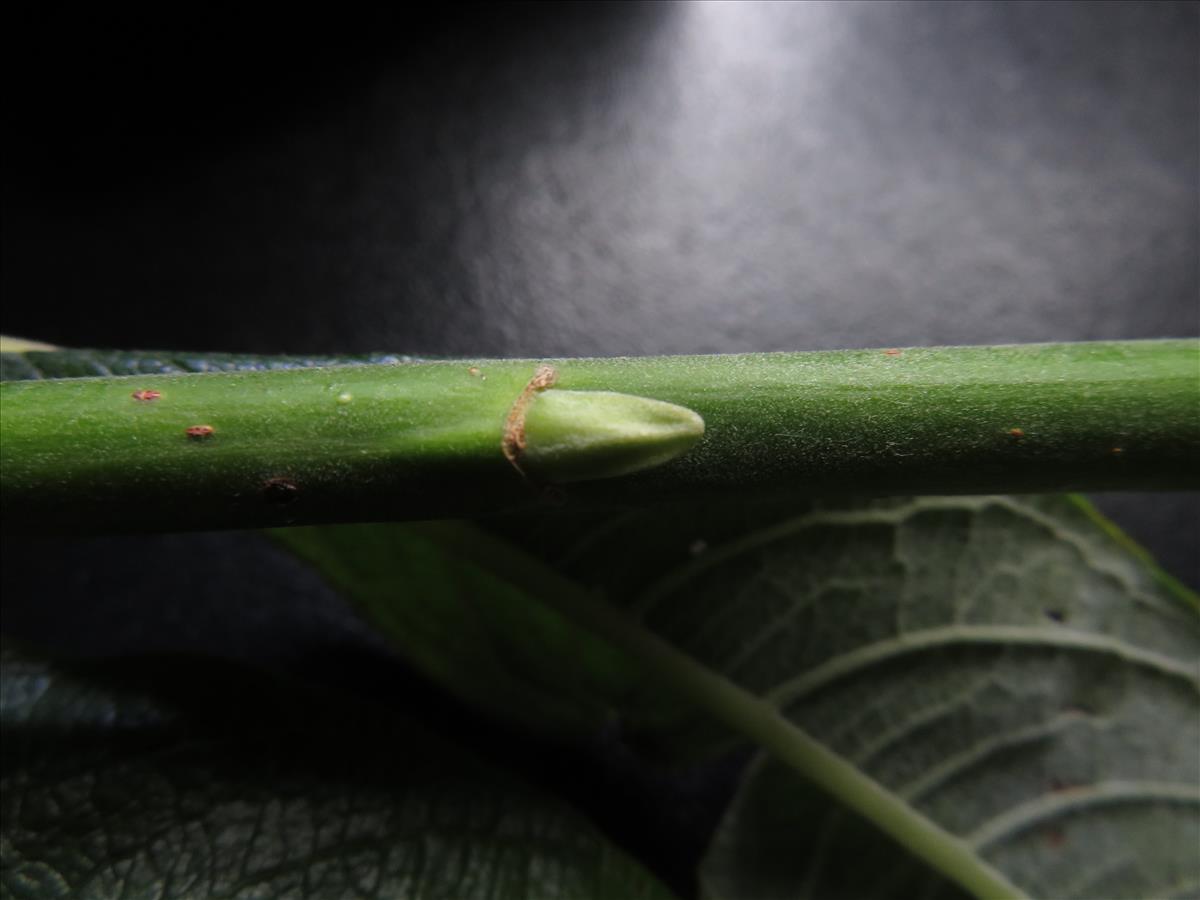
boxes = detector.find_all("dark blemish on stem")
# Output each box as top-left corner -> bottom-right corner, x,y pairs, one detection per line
132,389 -> 161,402
1044,608 -> 1066,623
503,364 -> 559,478
185,425 -> 214,440
262,477 -> 300,505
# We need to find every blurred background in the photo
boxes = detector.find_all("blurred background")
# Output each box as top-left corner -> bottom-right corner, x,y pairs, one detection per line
2,1 -> 1197,889
5,3 -> 1197,357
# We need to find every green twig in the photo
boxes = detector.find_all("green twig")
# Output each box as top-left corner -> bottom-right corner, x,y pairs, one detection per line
1,340 -> 1196,532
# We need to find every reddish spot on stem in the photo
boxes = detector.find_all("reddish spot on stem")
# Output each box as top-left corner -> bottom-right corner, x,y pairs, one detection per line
1044,827 -> 1067,849
132,389 -> 161,402
1008,428 -> 1025,438
185,425 -> 215,439
1111,446 -> 1124,456
883,348 -> 903,357
468,366 -> 481,377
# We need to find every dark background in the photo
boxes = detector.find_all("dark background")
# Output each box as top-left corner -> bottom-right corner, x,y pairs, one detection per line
2,2 -> 1198,892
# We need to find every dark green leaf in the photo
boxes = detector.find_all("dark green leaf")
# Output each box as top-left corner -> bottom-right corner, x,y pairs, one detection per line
0,643 -> 674,900
270,520 -> 728,753
0,348 -> 418,381
271,522 -> 651,741
279,496 -> 1200,898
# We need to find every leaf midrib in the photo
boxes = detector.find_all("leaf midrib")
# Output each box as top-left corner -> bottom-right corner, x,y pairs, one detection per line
425,521 -> 1029,899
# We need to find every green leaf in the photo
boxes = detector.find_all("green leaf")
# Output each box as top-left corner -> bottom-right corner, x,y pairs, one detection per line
673,496 -> 1200,899
0,642 -> 675,900
277,496 -> 1200,898
0,347 -> 418,381
271,520 -> 725,752
271,522 -> 652,741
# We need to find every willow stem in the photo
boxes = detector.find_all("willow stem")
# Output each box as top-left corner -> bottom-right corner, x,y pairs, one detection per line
1,340 -> 1197,532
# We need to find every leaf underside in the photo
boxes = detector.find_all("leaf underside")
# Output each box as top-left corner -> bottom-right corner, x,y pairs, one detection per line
0,644 -> 674,900
625,496 -> 1199,900
280,496 -> 1200,899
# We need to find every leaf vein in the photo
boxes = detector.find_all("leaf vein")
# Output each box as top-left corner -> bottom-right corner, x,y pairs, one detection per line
768,625 -> 1200,709
966,780 -> 1200,850
899,711 -> 1090,802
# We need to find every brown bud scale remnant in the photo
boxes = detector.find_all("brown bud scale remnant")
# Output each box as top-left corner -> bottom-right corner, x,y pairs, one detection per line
185,425 -> 215,439
883,348 -> 903,357
1008,428 -> 1025,438
502,365 -> 559,476
132,389 -> 161,401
